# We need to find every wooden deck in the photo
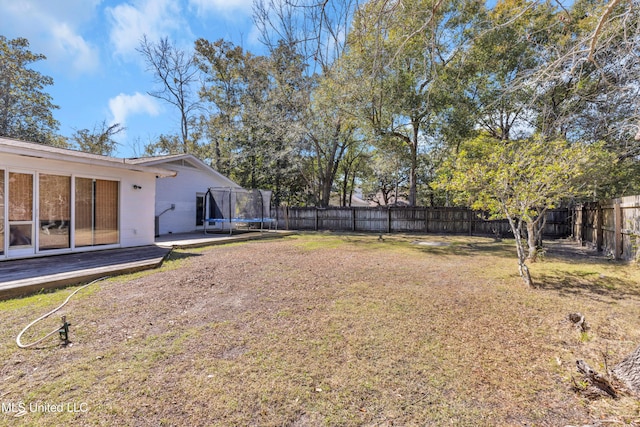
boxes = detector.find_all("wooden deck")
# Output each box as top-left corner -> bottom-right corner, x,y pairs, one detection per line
0,246 -> 171,300
0,230 -> 295,300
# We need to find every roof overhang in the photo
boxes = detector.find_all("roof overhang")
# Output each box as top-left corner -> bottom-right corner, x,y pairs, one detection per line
129,153 -> 240,187
0,137 -> 177,177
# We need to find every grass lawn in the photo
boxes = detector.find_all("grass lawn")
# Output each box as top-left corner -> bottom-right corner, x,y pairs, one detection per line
1,233 -> 640,426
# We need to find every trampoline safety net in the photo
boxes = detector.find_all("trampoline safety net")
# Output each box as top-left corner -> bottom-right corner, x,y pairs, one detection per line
204,188 -> 274,234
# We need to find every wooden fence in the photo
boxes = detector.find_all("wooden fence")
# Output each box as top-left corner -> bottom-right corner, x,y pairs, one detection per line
271,206 -> 572,239
574,195 -> 640,261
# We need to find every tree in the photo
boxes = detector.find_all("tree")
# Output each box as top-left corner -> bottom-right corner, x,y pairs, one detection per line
138,36 -> 201,153
306,67 -> 363,206
336,142 -> 369,206
530,0 -> 640,150
70,121 -> 124,156
253,0 -> 357,75
439,134 -> 611,287
0,36 -> 59,144
361,146 -> 410,206
253,0 -> 361,207
195,39 -> 308,206
507,0 -> 640,196
260,40 -> 311,207
194,39 -> 248,174
462,0 -> 557,141
343,0 -> 483,206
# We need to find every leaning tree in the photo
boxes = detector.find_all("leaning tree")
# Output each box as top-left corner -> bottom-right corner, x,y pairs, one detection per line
439,134 -> 610,287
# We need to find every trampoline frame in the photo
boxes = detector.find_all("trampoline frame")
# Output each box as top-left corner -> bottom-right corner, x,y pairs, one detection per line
203,187 -> 276,235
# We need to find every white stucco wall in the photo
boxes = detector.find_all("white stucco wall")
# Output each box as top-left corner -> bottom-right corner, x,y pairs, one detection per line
118,172 -> 158,247
1,152 -> 158,253
154,164 -> 239,235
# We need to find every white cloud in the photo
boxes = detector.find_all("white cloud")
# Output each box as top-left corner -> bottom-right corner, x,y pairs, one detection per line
50,23 -> 100,74
108,92 -> 161,127
0,0 -> 101,74
106,0 -> 185,59
188,0 -> 255,15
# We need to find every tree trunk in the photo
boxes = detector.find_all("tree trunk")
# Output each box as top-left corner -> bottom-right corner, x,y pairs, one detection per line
526,221 -> 538,262
349,172 -> 356,208
341,168 -> 349,207
613,344 -> 640,395
506,212 -> 534,287
408,121 -> 419,206
516,243 -> 533,287
214,140 -> 221,172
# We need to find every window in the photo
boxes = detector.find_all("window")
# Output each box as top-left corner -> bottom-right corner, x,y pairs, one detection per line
75,178 -> 119,247
39,174 -> 71,250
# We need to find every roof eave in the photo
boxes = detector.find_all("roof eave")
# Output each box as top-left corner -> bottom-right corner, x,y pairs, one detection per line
0,140 -> 176,177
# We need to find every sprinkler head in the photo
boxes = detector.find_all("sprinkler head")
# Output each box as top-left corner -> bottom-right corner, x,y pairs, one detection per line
59,316 -> 71,345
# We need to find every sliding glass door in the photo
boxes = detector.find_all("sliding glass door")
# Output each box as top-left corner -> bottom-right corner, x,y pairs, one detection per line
38,174 -> 71,250
0,172 -> 120,257
75,178 -> 119,247
8,172 -> 35,256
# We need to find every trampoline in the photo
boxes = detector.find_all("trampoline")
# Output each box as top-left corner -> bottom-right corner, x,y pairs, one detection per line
203,187 -> 276,235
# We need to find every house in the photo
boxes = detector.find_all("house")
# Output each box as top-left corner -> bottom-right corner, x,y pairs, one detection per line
127,154 -> 242,236
0,137 -> 175,260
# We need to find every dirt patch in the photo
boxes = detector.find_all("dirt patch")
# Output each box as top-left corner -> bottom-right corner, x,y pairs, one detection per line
1,233 -> 639,426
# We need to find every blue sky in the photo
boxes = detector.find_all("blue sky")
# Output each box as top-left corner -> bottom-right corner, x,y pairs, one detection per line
0,0 -> 260,158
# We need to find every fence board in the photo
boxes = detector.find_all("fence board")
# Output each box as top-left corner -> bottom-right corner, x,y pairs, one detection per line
573,195 -> 640,260
275,199 -> 640,261
273,206 -> 570,239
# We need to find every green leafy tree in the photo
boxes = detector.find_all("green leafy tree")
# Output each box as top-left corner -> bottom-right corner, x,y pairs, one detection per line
70,121 -> 124,156
254,0 -> 367,207
343,0 -> 483,205
336,142 -> 370,207
307,68 -> 363,206
463,0 -> 557,141
195,39 -> 308,206
439,134 -> 612,287
361,146 -> 410,206
0,36 -> 60,144
195,39 -> 251,174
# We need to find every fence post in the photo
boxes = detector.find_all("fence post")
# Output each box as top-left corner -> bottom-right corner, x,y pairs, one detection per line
582,205 -> 588,245
387,208 -> 392,233
614,200 -> 622,260
285,206 -> 289,230
595,203 -> 603,252
468,209 -> 473,236
352,208 -> 356,232
575,205 -> 583,243
425,208 -> 429,233
314,208 -> 319,231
